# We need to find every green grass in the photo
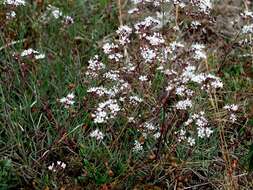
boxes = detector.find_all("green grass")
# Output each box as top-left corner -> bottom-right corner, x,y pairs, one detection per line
0,0 -> 253,189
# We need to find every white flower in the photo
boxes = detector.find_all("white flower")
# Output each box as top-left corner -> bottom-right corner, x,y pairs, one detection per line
153,132 -> 161,139
21,48 -> 38,57
139,75 -> 148,82
92,99 -> 120,123
140,47 -> 156,63
86,55 -> 105,77
90,129 -> 104,140
178,129 -> 186,142
191,43 -> 207,60
134,16 -> 161,34
144,122 -> 156,131
104,70 -> 120,81
61,162 -> 66,169
44,5 -> 74,24
129,96 -> 143,104
191,0 -> 212,14
128,8 -> 139,14
60,93 -> 75,108
3,0 -> 26,6
187,137 -> 195,146
197,127 -> 213,138
205,127 -> 213,138
20,48 -> 45,60
64,16 -> 74,24
224,104 -> 239,112
103,42 -> 118,54
34,54 -> 45,60
229,113 -> 237,123
6,11 -> 16,19
145,32 -> 165,46
48,161 -> 66,171
128,117 -> 135,122
133,140 -> 143,152
175,85 -> 187,96
242,24 -> 253,34
175,99 -> 192,110
48,163 -> 54,171
191,21 -> 201,29
116,25 -> 132,45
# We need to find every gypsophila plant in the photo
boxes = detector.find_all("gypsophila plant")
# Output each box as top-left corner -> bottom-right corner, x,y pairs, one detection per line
1,0 -> 252,189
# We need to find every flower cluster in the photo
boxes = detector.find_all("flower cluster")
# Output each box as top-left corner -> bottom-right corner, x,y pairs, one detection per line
191,43 -> 207,60
90,129 -> 104,140
177,112 -> 213,146
191,0 -> 212,14
103,42 -> 123,62
59,93 -> 75,108
84,0 -> 224,152
20,48 -> 45,60
41,5 -> 74,25
6,11 -> 16,19
48,161 -> 66,172
92,99 -> 121,124
85,55 -> 105,78
224,104 -> 239,123
3,0 -> 26,6
133,140 -> 143,152
116,25 -> 133,45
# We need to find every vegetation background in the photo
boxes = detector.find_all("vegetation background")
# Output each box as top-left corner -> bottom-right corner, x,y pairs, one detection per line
0,0 -> 253,189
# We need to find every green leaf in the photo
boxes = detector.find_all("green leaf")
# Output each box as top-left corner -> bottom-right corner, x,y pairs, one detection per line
99,0 -> 108,8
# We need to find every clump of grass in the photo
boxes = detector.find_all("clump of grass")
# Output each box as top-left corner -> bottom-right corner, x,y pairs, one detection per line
0,0 -> 253,189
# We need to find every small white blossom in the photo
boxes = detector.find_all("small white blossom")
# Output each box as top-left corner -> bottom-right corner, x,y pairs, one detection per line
170,41 -> 185,52
191,21 -> 201,29
134,16 -> 161,34
229,113 -> 237,123
197,126 -> 213,138
48,163 -> 54,171
20,48 -> 45,60
153,132 -> 161,139
90,129 -> 104,140
139,75 -> 148,82
242,24 -> 253,34
3,0 -> 26,6
178,129 -> 186,142
144,122 -> 156,131
6,11 -> 16,19
187,137 -> 196,146
116,25 -> 132,45
133,140 -> 143,152
140,47 -> 156,63
191,0 -> 212,14
86,55 -> 105,77
175,99 -> 192,110
92,99 -> 120,123
191,43 -> 207,60
64,15 -> 74,24
60,93 -> 75,108
128,117 -> 135,122
128,7 -> 139,14
224,104 -> 239,112
145,32 -> 165,46
129,96 -> 143,104
48,161 -> 66,172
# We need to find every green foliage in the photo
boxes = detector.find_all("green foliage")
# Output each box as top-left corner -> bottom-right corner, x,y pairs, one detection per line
248,143 -> 253,171
0,160 -> 18,189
